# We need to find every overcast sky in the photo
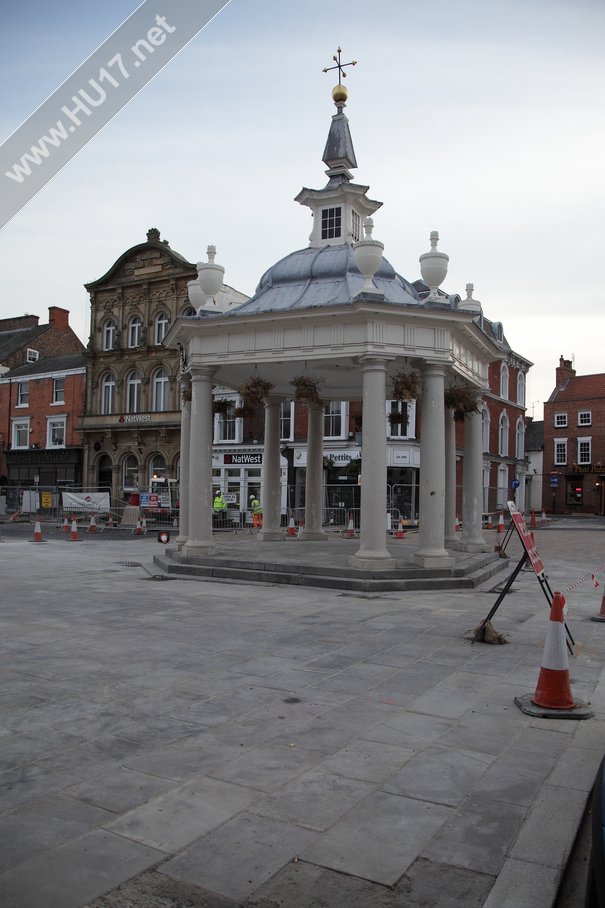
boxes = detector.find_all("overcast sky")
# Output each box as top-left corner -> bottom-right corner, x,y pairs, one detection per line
1,0 -> 603,419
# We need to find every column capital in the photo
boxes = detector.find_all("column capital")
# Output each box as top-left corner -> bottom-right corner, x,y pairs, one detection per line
189,366 -> 217,383
357,354 -> 393,370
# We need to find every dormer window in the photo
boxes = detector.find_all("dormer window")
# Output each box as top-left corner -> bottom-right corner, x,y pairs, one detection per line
321,207 -> 342,240
351,210 -> 361,242
26,348 -> 39,363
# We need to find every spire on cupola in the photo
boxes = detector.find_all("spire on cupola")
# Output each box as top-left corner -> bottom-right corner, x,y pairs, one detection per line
295,48 -> 382,250
321,47 -> 358,186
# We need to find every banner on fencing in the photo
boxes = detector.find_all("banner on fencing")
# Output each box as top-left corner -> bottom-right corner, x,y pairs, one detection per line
62,491 -> 110,513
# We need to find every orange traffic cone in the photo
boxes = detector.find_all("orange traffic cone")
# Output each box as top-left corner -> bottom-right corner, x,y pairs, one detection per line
486,514 -> 494,529
32,517 -> 43,542
591,589 -> 605,623
141,517 -> 147,534
515,592 -> 592,719
62,516 -> 70,533
107,512 -> 113,529
88,514 -> 97,534
134,518 -> 142,536
297,519 -> 304,538
70,517 -> 78,541
286,512 -> 297,537
395,517 -> 405,539
454,515 -> 461,532
343,511 -> 356,538
497,511 -> 505,534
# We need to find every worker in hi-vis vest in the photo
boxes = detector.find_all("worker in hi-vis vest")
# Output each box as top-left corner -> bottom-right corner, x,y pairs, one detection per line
213,489 -> 227,513
250,494 -> 262,528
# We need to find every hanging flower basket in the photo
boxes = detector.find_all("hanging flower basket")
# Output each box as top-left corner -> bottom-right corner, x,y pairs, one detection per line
444,386 -> 481,421
238,375 -> 274,406
392,369 -> 420,401
388,411 -> 407,426
212,398 -> 234,416
323,456 -> 335,470
290,374 -> 323,405
233,404 -> 254,419
345,456 -> 362,477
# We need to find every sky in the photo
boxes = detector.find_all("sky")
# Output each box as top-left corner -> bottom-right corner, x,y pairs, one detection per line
1,0 -> 603,419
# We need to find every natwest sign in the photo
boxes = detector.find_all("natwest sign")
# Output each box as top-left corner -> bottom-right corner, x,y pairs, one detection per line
223,453 -> 262,465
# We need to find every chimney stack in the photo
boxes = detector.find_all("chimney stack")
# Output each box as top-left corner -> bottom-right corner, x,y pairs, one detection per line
556,355 -> 575,389
48,307 -> 69,329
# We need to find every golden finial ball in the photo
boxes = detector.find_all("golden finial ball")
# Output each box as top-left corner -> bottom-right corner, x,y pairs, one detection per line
332,83 -> 349,104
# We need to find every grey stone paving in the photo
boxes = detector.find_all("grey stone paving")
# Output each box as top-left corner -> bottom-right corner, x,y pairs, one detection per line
0,521 -> 604,906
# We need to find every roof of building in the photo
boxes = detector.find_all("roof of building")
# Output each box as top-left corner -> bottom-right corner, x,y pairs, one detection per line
0,325 -> 48,363
0,352 -> 87,379
525,419 -> 544,451
548,373 -> 605,403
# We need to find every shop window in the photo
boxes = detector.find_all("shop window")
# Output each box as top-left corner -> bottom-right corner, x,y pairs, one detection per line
12,418 -> 30,448
47,417 -> 66,448
567,478 -> 583,506
578,411 -> 592,427
554,412 -> 567,428
123,455 -> 139,490
578,437 -> 591,465
17,380 -> 29,406
554,439 -> 567,465
101,373 -> 116,415
52,377 -> 65,404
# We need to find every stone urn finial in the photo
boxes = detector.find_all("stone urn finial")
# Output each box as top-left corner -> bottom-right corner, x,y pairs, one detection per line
353,217 -> 384,296
195,244 -> 225,314
462,281 -> 482,315
419,230 -> 449,302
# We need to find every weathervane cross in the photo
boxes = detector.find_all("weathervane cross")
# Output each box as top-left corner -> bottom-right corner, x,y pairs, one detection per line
322,47 -> 357,84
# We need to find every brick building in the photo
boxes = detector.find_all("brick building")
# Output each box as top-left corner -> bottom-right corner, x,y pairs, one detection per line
80,228 -> 246,505
543,356 -> 605,515
0,352 -> 87,491
0,307 -> 84,371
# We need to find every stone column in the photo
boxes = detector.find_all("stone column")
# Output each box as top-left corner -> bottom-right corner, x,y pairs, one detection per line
175,376 -> 191,548
259,396 -> 283,541
414,363 -> 454,568
461,407 -> 490,551
444,407 -> 458,545
300,401 -> 327,540
183,367 -> 216,557
351,356 -> 394,570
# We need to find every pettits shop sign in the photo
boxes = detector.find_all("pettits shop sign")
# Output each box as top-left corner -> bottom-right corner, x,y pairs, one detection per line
223,453 -> 262,465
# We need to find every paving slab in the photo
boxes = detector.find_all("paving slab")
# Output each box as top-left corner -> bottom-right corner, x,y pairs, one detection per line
0,524 -> 604,907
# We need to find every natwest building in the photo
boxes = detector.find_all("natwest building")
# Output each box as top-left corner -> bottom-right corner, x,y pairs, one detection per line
543,356 -> 605,515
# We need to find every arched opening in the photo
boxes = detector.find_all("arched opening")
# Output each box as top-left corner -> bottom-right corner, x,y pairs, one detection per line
98,455 -> 113,489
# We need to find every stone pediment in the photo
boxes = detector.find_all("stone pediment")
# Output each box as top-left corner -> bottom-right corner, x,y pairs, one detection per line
85,238 -> 196,291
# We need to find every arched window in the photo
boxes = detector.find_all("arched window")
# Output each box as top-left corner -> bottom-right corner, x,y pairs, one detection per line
500,363 -> 509,400
482,404 -> 490,452
102,319 -> 116,351
499,411 -> 509,456
123,455 -> 139,490
517,371 -> 526,406
183,306 -> 196,317
127,315 -> 142,348
101,373 -> 116,415
152,368 -> 169,412
126,371 -> 142,413
149,454 -> 166,484
516,417 -> 525,459
154,312 -> 170,345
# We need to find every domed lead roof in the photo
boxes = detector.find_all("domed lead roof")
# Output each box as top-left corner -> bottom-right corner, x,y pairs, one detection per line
226,243 -> 422,316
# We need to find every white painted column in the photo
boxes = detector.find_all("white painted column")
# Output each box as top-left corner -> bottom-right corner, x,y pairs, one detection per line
259,396 -> 283,541
175,376 -> 191,548
300,401 -> 327,540
414,363 -> 454,568
461,407 -> 490,551
351,357 -> 394,569
444,407 -> 458,545
183,368 -> 216,556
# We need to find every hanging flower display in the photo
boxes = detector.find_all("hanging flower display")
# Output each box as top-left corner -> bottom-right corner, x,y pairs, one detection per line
387,410 -> 407,426
290,374 -> 324,405
444,386 -> 481,421
233,404 -> 254,419
238,375 -> 274,406
212,398 -> 234,416
392,368 -> 420,401
345,456 -> 362,477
